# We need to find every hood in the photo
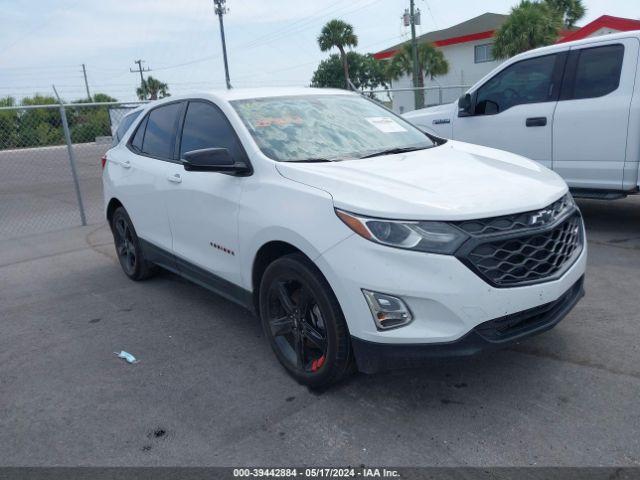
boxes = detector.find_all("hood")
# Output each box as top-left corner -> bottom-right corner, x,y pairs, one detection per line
275,140 -> 568,221
403,102 -> 454,121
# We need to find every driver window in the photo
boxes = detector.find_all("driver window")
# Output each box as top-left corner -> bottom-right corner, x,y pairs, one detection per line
179,101 -> 244,161
475,54 -> 558,115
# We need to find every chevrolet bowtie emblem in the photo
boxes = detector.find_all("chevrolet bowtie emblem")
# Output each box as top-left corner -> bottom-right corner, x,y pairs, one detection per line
529,209 -> 554,226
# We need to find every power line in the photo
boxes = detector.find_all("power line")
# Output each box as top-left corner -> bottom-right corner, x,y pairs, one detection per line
0,0 -> 83,60
150,0 -> 370,74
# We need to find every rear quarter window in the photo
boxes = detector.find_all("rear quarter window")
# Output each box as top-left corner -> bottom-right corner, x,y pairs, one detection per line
112,110 -> 141,146
572,44 -> 624,99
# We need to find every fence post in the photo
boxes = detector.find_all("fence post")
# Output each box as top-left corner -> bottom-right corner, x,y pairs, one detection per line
438,87 -> 443,105
53,87 -> 87,226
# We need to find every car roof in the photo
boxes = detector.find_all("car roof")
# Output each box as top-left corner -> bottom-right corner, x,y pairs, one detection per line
511,29 -> 640,61
141,87 -> 355,108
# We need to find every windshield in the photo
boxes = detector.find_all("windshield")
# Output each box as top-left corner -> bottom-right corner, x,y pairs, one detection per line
231,94 -> 434,162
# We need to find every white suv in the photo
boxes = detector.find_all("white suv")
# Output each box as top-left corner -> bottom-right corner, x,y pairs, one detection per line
103,88 -> 586,387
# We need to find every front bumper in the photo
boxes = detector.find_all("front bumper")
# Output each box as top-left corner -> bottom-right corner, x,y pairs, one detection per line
351,276 -> 584,373
316,222 -> 587,346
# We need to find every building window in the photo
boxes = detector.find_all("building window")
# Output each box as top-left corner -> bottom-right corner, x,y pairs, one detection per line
475,43 -> 494,63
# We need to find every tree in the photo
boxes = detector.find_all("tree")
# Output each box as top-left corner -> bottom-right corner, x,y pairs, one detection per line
0,92 -> 122,150
493,0 -> 563,59
317,19 -> 358,88
311,52 -> 388,92
69,93 -> 118,143
0,97 -> 19,149
386,42 -> 449,109
73,93 -> 118,104
545,0 -> 585,28
93,93 -> 118,103
136,76 -> 170,100
19,94 -> 63,147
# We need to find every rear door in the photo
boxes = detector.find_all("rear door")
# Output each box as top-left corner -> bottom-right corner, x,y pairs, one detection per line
164,99 -> 248,287
552,39 -> 638,190
453,52 -> 566,169
121,101 -> 185,253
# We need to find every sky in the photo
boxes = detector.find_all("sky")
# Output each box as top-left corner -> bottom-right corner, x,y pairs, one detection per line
0,0 -> 638,103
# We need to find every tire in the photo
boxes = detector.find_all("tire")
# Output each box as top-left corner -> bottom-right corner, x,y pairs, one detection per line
259,253 -> 354,388
110,206 -> 157,281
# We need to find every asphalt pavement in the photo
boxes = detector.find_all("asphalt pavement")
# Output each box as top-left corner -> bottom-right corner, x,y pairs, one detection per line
0,197 -> 639,466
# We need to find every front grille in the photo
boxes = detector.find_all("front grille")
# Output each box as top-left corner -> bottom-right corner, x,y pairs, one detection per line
454,198 -> 583,287
456,195 -> 574,236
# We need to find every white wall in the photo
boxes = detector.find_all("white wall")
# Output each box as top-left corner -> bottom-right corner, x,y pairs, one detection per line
588,27 -> 623,38
390,39 -> 504,113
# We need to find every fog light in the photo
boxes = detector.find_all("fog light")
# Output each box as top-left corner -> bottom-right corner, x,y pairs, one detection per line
362,290 -> 413,330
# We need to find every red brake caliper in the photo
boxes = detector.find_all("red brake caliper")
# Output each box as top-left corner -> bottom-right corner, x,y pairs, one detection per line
311,355 -> 325,372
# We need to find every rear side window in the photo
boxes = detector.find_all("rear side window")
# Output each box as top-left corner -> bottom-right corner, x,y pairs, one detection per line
113,110 -> 141,146
179,101 -> 245,160
572,44 -> 624,99
139,102 -> 183,159
475,54 -> 557,114
130,115 -> 147,152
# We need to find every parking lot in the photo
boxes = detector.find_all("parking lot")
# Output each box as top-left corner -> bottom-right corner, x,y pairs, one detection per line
1,195 -> 639,466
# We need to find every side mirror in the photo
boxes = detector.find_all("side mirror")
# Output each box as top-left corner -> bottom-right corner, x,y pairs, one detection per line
182,148 -> 250,174
458,93 -> 473,116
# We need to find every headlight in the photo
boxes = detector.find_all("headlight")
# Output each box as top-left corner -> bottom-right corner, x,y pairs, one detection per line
335,209 -> 468,254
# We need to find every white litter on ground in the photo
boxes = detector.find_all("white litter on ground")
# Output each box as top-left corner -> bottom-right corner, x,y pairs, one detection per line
114,351 -> 138,364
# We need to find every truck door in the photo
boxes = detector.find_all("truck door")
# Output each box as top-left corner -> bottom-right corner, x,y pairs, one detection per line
552,38 -> 639,191
453,52 -> 566,170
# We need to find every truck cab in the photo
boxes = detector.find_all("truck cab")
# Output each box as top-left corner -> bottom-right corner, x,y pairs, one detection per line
404,31 -> 640,198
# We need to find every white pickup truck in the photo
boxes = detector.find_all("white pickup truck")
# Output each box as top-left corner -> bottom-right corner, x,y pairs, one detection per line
404,31 -> 640,199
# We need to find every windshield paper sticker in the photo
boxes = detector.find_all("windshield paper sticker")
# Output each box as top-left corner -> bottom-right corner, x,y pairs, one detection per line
365,117 -> 407,133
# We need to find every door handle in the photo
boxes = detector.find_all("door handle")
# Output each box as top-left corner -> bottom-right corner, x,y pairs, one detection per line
167,173 -> 182,184
526,117 -> 547,127
120,160 -> 132,169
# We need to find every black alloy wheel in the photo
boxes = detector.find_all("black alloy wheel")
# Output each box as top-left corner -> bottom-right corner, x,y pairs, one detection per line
266,278 -> 328,373
114,215 -> 137,276
110,207 -> 156,281
259,253 -> 354,388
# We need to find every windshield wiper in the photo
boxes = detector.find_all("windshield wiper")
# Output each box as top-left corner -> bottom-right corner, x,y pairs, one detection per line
358,146 -> 431,159
287,158 -> 335,163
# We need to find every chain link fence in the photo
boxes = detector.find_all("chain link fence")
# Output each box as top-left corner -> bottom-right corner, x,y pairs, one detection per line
0,87 -> 467,241
0,101 -> 144,240
365,85 -> 470,114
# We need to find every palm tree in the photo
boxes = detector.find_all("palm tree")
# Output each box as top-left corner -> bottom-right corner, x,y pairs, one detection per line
318,19 -> 358,88
544,0 -> 585,29
136,76 -> 170,100
493,0 -> 562,59
387,43 -> 449,109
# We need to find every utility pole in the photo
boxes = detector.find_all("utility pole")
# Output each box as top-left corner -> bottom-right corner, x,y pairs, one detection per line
214,0 -> 232,89
409,0 -> 422,109
81,64 -> 91,101
130,59 -> 151,99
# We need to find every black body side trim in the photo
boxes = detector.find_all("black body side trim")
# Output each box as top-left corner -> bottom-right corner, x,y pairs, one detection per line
351,276 -> 584,374
570,187 -> 638,200
139,239 -> 254,312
